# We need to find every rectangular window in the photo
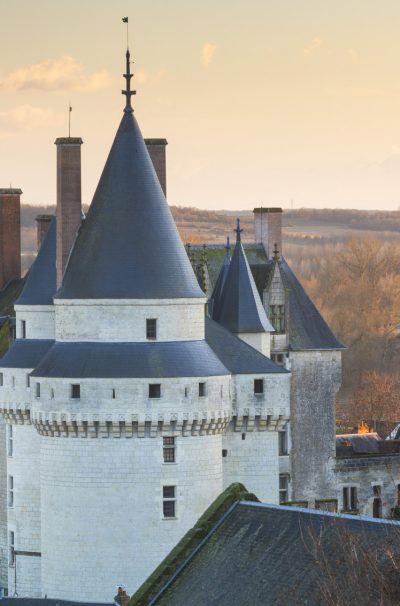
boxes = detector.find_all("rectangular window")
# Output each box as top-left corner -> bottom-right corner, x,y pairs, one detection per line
35,382 -> 40,398
279,425 -> 288,455
8,476 -> 14,508
146,319 -> 157,340
0,373 -> 3,387
269,305 -> 285,334
71,384 -> 80,399
279,475 -> 289,504
343,486 -> 358,512
149,384 -> 161,398
271,353 -> 284,366
163,437 -> 176,463
21,320 -> 26,339
199,382 -> 206,397
254,379 -> 264,395
163,485 -> 176,518
9,531 -> 15,567
7,425 -> 13,458
26,375 -> 30,388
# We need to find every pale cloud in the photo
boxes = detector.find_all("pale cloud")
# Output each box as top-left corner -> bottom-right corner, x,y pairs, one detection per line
0,56 -> 113,92
0,105 -> 63,135
303,37 -> 322,55
201,43 -> 217,67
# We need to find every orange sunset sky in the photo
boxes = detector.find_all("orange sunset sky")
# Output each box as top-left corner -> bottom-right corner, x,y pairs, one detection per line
1,0 -> 400,211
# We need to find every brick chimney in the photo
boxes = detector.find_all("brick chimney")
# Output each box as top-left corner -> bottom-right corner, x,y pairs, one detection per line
35,214 -> 53,251
253,207 -> 283,259
145,138 -> 168,197
0,188 -> 21,290
55,137 -> 83,288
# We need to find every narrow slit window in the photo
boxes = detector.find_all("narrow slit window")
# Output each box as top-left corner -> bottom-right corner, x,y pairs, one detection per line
8,476 -> 14,508
163,485 -> 176,518
146,319 -> 157,340
163,437 -> 176,463
7,425 -> 13,458
9,531 -> 15,567
0,373 -> 3,387
35,383 -> 40,398
199,382 -> 206,397
254,379 -> 264,395
21,320 -> 26,339
71,384 -> 80,399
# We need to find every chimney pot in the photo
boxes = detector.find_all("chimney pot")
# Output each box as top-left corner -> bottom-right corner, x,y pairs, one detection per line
144,138 -> 168,197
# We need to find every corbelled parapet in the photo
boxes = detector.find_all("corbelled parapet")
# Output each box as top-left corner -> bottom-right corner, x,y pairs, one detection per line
253,207 -> 282,259
55,137 -> 83,288
0,188 -> 22,289
144,138 -> 168,197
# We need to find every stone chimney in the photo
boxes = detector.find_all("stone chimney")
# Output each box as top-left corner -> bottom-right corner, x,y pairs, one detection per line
145,138 -> 168,197
55,137 -> 83,288
35,214 -> 53,251
0,188 -> 21,290
253,207 -> 283,259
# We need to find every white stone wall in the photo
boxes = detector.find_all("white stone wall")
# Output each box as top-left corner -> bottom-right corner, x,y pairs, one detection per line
54,298 -> 206,342
0,417 -> 7,593
232,372 -> 290,423
222,428 -> 279,502
7,423 -> 41,597
238,332 -> 271,357
40,432 -> 223,601
14,306 -> 55,340
0,368 -> 31,419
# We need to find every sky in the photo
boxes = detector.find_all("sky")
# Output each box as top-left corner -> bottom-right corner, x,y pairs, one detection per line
1,0 -> 400,211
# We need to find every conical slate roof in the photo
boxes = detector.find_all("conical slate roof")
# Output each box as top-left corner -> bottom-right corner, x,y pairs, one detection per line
57,109 -> 203,300
215,221 -> 274,334
15,218 -> 56,306
209,238 -> 231,318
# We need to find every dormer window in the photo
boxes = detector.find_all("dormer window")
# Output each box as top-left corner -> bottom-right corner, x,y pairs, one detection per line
269,305 -> 285,334
146,319 -> 157,340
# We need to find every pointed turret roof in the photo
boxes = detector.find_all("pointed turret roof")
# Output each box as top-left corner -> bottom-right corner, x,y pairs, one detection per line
215,220 -> 274,334
210,237 -> 231,319
15,218 -> 56,306
56,53 -> 203,300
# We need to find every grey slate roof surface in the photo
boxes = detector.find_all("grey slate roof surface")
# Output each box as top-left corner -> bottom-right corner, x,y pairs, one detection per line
209,251 -> 230,318
31,339 -> 229,378
57,111 -> 203,300
336,433 -> 400,458
205,317 -> 287,375
15,217 -> 56,306
154,502 -> 400,606
0,339 -> 54,369
213,239 -> 274,334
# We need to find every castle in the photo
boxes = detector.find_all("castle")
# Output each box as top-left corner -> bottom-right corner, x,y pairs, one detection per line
1,47 -> 395,602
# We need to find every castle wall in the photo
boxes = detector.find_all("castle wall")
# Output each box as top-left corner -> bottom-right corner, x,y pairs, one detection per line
290,350 -> 341,504
0,418 -> 7,594
40,433 -> 223,601
7,423 -> 41,597
336,455 -> 400,518
222,429 -> 279,502
15,307 -> 55,340
54,299 -> 206,342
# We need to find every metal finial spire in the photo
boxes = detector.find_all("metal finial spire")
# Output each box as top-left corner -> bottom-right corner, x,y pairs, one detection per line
234,218 -> 243,243
121,18 -> 136,113
273,242 -> 280,261
225,236 -> 231,254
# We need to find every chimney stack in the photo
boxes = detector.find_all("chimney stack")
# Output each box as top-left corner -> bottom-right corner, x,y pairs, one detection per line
35,214 -> 53,251
55,137 -> 83,288
253,207 -> 283,259
0,188 -> 21,290
145,138 -> 168,197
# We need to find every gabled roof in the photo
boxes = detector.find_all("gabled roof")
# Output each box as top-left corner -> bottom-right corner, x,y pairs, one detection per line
57,110 -> 203,300
214,226 -> 273,334
30,339 -> 229,378
15,218 -> 56,306
148,501 -> 400,606
0,339 -> 54,369
205,317 -> 287,375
